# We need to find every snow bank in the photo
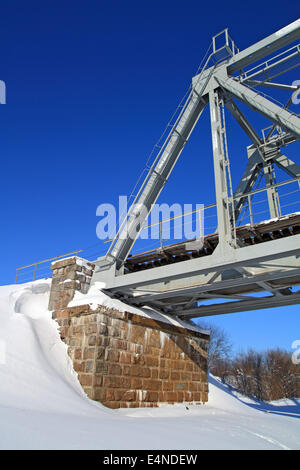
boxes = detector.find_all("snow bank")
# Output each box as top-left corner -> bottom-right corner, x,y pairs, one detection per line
0,280 -> 91,412
0,281 -> 299,450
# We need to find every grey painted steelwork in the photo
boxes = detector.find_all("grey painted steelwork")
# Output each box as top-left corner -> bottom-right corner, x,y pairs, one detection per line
227,19 -> 300,73
93,20 -> 300,318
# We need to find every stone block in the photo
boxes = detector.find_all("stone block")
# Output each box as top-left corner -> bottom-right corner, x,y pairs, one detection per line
122,390 -> 136,402
49,278 -> 209,409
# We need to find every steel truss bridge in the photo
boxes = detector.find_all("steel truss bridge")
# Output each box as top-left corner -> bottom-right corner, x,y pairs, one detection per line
92,20 -> 300,319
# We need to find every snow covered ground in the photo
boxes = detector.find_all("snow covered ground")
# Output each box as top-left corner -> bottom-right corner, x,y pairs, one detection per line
0,280 -> 299,450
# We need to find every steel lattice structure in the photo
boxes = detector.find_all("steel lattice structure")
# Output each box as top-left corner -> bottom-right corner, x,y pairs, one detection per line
92,20 -> 300,318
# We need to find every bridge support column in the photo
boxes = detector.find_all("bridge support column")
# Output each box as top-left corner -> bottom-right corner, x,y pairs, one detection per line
48,258 -> 210,409
52,303 -> 209,408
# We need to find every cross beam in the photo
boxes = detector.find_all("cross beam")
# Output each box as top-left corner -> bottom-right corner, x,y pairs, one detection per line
227,19 -> 300,74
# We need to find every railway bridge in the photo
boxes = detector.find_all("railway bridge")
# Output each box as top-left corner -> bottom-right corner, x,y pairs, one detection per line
92,20 -> 300,319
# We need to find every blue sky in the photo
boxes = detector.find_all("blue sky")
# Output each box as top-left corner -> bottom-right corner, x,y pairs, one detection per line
0,0 -> 300,353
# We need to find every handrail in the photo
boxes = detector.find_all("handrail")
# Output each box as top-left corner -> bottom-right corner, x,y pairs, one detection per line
15,249 -> 83,284
15,177 -> 300,284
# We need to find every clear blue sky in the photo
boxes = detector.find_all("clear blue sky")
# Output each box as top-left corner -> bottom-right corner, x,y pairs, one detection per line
0,0 -> 299,353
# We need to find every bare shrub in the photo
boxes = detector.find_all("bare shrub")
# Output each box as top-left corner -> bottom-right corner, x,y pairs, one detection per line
196,321 -> 232,373
231,348 -> 299,401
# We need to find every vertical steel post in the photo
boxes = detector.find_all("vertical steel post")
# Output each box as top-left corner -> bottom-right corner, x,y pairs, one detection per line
199,208 -> 202,238
263,163 -> 280,219
248,195 -> 254,226
33,263 -> 38,281
209,89 -> 234,252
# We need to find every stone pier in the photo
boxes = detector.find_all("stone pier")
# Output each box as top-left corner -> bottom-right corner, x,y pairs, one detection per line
49,256 -> 210,408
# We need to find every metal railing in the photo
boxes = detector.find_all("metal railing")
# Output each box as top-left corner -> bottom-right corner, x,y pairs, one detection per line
103,202 -> 216,247
14,176 -> 300,284
15,250 -> 83,284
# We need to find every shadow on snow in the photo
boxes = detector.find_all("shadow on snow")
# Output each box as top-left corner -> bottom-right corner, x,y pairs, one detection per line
209,374 -> 300,419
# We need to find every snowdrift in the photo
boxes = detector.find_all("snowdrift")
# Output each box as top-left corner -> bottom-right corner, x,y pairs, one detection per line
0,281 -> 299,450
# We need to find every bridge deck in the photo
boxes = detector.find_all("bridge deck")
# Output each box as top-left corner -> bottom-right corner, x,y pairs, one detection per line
125,213 -> 300,273
101,213 -> 300,317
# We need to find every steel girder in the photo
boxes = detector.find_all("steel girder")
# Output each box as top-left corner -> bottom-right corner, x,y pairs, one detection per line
224,97 -> 262,148
215,76 -> 300,138
273,153 -> 300,179
176,292 -> 300,319
226,19 -> 300,74
93,20 -> 300,318
103,233 -> 300,302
